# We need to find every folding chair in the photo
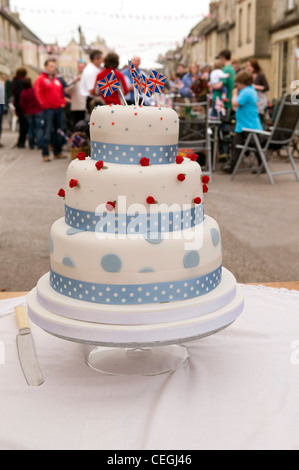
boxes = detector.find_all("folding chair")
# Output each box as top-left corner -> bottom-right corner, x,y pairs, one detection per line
175,97 -> 212,181
231,94 -> 299,185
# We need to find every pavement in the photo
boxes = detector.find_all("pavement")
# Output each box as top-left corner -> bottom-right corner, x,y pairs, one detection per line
0,117 -> 299,292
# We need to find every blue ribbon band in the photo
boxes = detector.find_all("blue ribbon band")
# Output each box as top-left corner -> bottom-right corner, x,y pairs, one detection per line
65,204 -> 204,233
91,141 -> 178,165
50,266 -> 222,306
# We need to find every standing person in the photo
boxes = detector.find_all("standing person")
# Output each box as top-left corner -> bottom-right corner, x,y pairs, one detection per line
123,56 -> 144,105
209,59 -> 229,117
11,67 -> 28,148
34,59 -> 66,162
212,50 -> 236,159
65,60 -> 87,131
79,50 -> 103,113
180,63 -> 201,98
232,58 -> 241,74
93,52 -> 129,106
213,49 -> 236,112
19,78 -> 43,150
222,70 -> 263,174
246,58 -> 270,123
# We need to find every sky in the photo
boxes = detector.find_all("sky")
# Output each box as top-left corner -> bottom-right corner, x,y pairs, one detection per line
10,0 -> 211,68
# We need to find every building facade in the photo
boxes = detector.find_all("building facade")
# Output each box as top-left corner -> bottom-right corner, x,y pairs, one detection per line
0,0 -> 22,78
270,0 -> 299,97
163,0 -> 299,100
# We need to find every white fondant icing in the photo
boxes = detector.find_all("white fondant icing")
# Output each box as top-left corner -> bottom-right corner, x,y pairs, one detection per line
65,158 -> 202,213
50,216 -> 222,285
90,105 -> 179,146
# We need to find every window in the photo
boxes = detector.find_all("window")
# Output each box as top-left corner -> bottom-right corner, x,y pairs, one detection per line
238,8 -> 243,47
247,3 -> 252,43
287,0 -> 295,10
225,32 -> 229,49
279,41 -> 289,94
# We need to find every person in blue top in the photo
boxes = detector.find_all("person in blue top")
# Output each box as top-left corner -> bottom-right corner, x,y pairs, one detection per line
222,70 -> 263,173
180,63 -> 201,98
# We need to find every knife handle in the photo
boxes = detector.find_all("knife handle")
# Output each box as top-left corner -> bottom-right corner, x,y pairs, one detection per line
15,306 -> 30,331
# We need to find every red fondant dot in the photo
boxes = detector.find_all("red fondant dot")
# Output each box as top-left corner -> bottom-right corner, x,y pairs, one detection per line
135,113 -> 138,116
92,122 -> 95,126
160,117 -> 163,121
112,122 -> 115,126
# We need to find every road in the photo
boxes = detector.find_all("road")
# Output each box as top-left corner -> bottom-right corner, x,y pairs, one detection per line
0,118 -> 299,291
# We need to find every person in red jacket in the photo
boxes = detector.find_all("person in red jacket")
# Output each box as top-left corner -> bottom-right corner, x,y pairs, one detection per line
93,52 -> 129,106
20,78 -> 43,150
34,59 -> 66,162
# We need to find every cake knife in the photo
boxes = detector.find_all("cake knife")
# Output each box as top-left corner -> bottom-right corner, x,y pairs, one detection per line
15,306 -> 44,387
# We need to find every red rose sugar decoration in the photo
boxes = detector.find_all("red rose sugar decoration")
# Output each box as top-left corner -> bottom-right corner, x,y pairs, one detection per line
76,152 -> 86,160
106,201 -> 116,211
58,188 -> 65,198
140,157 -> 150,167
146,196 -> 158,205
193,197 -> 202,204
186,153 -> 198,162
177,173 -> 186,182
203,184 -> 209,193
95,161 -> 108,171
69,179 -> 79,189
202,175 -> 210,184
176,155 -> 184,164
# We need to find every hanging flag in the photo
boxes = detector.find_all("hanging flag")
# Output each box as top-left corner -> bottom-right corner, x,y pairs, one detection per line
148,70 -> 166,94
98,71 -> 120,97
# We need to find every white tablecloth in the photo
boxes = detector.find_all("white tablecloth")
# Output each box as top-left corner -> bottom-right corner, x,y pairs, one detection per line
0,285 -> 298,450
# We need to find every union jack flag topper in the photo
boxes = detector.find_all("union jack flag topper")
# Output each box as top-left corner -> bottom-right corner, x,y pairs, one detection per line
148,70 -> 166,94
128,60 -> 138,79
133,74 -> 142,92
140,76 -> 154,97
98,71 -> 120,97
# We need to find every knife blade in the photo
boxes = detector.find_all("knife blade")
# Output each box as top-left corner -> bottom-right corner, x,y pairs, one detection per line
15,306 -> 44,387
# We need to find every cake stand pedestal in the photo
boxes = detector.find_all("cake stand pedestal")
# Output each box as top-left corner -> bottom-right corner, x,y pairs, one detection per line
44,321 -> 234,376
87,345 -> 190,376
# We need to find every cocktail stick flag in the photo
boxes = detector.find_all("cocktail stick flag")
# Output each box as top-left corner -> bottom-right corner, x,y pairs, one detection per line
98,71 -> 121,97
133,74 -> 142,93
140,76 -> 154,97
140,76 -> 155,106
98,70 -> 127,105
148,70 -> 166,94
128,60 -> 138,79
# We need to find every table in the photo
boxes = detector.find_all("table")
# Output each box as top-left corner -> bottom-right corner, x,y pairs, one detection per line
1,283 -> 299,450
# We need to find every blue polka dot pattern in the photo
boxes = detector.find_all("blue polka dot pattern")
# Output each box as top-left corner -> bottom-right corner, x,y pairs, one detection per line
65,204 -> 204,234
66,228 -> 84,236
62,257 -> 76,267
184,251 -> 200,269
91,141 -> 178,165
210,228 -> 220,247
101,254 -> 122,273
50,266 -> 222,305
144,232 -> 164,244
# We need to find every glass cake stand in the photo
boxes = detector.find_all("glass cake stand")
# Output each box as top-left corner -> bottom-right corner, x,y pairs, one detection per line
47,323 -> 234,377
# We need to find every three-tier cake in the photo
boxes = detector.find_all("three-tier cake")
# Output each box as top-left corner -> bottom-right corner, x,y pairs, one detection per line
27,104 -> 244,346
